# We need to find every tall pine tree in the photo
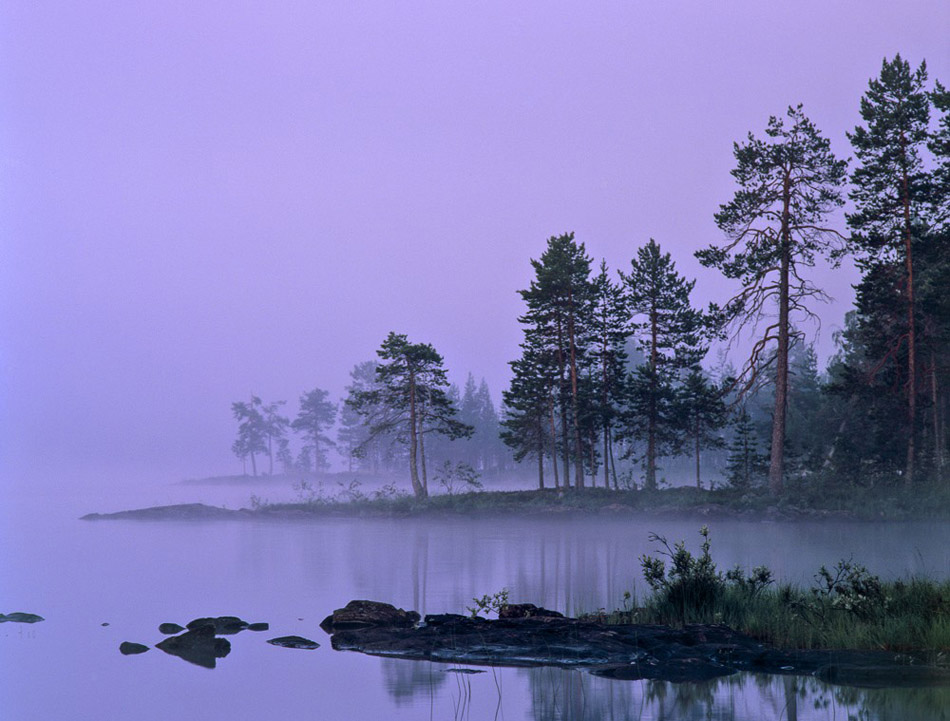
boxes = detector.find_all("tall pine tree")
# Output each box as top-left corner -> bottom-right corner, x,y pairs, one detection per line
698,104 -> 847,495
847,55 -> 931,485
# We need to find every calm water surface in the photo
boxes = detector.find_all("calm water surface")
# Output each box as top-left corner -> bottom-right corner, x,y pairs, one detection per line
2,478 -> 948,720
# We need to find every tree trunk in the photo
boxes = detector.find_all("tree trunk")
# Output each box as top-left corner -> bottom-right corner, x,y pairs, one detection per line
768,174 -> 792,496
548,392 -> 560,488
567,288 -> 585,488
555,314 -> 571,487
408,370 -> 425,499
695,417 -> 702,488
537,416 -> 545,490
646,303 -> 658,490
250,452 -> 257,477
933,349 -> 943,471
609,436 -> 619,490
901,134 -> 916,486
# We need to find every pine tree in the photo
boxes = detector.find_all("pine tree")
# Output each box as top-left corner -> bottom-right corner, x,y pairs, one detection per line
698,104 -> 847,495
346,333 -> 472,498
620,239 -> 707,490
847,55 -> 931,485
517,233 -> 595,488
589,260 -> 630,488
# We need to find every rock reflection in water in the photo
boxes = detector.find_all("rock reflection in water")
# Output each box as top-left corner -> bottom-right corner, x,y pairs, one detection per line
154,627 -> 232,669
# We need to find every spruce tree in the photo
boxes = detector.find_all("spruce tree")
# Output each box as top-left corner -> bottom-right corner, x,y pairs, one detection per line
725,406 -> 764,491
847,55 -> 931,485
698,104 -> 847,495
678,368 -> 728,488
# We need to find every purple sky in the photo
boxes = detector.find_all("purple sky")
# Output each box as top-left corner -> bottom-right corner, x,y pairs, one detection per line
2,1 -> 948,481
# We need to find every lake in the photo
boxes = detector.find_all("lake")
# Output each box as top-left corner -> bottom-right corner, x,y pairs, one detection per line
2,477 -> 948,720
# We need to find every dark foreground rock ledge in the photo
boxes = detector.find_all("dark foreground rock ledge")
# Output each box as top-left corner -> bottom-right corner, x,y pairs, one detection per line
323,600 -> 950,688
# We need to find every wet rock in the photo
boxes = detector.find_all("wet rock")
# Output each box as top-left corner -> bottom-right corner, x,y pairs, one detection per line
247,622 -> 269,631
320,600 -> 420,633
0,612 -> 44,624
119,642 -> 149,655
159,623 -> 186,635
498,604 -> 564,620
324,602 -> 950,687
267,635 -> 320,650
443,668 -> 485,674
186,616 -> 249,635
156,627 -> 231,669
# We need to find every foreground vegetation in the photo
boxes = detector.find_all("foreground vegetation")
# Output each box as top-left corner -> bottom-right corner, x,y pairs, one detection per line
584,527 -> 950,655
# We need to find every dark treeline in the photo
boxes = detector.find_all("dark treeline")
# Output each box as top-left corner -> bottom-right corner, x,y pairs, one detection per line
231,55 -> 949,501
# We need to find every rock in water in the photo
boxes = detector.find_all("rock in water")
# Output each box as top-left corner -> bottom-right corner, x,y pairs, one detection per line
498,604 -> 563,619
119,642 -> 149,655
267,636 -> 320,650
247,622 -> 269,631
156,627 -> 231,669
0,612 -> 44,624
186,616 -> 249,635
320,600 -> 420,633
159,623 -> 186,635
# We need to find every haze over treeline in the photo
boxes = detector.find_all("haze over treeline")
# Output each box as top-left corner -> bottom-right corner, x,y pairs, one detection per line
2,2 -> 948,486
234,55 -> 950,498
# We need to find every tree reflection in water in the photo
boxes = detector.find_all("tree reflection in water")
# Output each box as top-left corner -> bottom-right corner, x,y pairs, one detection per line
378,657 -> 950,721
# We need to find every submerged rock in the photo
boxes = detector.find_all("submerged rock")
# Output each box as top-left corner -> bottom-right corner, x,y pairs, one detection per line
159,623 -> 186,635
156,627 -> 231,669
320,600 -> 420,633
119,642 -> 149,655
186,616 -> 249,635
0,612 -> 44,624
267,635 -> 320,650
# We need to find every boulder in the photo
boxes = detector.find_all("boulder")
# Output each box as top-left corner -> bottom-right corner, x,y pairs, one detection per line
119,642 -> 149,655
320,600 -> 420,633
0,612 -> 44,624
498,604 -> 564,620
159,623 -> 186,635
186,616 -> 249,635
267,635 -> 320,650
247,622 -> 269,632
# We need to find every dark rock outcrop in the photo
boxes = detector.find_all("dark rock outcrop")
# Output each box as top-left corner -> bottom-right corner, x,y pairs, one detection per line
155,627 -> 231,669
267,635 -> 320,650
320,600 -> 420,633
498,604 -> 563,620
159,623 -> 186,635
119,642 -> 149,655
247,622 -> 269,632
323,601 -> 949,687
0,612 -> 44,624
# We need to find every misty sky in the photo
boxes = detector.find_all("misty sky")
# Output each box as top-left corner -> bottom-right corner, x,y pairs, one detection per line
2,1 -> 948,481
